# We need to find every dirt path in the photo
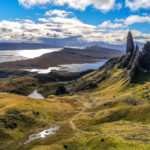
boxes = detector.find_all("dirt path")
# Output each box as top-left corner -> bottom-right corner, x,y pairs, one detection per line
70,109 -> 84,131
70,99 -> 96,131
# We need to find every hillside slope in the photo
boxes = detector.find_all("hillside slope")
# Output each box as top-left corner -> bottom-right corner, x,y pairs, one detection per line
1,32 -> 150,150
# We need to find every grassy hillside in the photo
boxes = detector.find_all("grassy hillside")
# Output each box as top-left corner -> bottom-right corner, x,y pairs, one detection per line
1,60 -> 150,150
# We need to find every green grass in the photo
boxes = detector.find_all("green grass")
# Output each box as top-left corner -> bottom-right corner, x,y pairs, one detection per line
2,63 -> 150,149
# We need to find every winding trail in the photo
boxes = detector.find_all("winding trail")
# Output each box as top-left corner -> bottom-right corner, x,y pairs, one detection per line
70,99 -> 96,131
70,109 -> 84,131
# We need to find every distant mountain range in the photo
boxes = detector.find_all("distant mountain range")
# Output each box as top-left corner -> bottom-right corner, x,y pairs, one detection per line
0,46 -> 123,70
0,41 -> 144,51
0,43 -> 60,50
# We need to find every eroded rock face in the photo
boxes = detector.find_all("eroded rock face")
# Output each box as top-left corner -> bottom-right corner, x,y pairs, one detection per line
126,31 -> 134,55
128,44 -> 141,79
117,31 -> 150,81
140,42 -> 150,70
117,31 -> 142,81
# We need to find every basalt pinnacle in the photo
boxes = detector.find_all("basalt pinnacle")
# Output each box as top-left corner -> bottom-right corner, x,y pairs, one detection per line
126,31 -> 134,55
117,31 -> 141,81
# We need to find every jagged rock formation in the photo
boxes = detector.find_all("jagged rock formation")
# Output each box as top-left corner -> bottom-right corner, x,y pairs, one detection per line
126,31 -> 134,55
140,42 -> 150,70
121,31 -> 150,81
108,31 -> 150,81
117,32 -> 141,80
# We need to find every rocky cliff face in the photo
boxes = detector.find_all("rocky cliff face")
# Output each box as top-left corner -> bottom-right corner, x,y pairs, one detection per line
126,31 -> 134,55
140,42 -> 150,70
108,31 -> 150,81
117,32 -> 141,80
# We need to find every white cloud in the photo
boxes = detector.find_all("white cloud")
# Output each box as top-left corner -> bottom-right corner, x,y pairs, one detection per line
124,15 -> 150,25
126,0 -> 150,11
18,0 -> 116,12
97,14 -> 150,43
18,0 -> 51,8
98,20 -> 126,29
45,10 -> 73,17
51,0 -> 91,11
90,0 -> 115,12
1,12 -> 150,45
101,15 -> 150,29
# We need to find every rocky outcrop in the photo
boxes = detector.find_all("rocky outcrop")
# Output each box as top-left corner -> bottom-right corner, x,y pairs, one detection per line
126,31 -> 134,55
117,31 -> 150,81
96,31 -> 142,81
140,42 -> 150,70
128,44 -> 141,79
117,32 -> 141,80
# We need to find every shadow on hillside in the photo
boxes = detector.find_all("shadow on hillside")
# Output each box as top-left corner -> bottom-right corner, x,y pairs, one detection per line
132,71 -> 150,84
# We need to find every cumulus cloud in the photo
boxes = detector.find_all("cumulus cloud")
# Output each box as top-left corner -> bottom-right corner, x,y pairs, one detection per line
96,14 -> 150,43
124,15 -> 150,25
126,0 -> 150,11
1,11 -> 150,45
100,15 -> 150,29
98,20 -> 126,29
18,0 -> 51,8
45,10 -> 73,17
90,0 -> 115,12
18,0 -> 116,12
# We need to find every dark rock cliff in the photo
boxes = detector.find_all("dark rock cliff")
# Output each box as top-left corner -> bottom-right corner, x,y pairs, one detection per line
140,42 -> 150,70
108,31 -> 150,81
126,31 -> 134,55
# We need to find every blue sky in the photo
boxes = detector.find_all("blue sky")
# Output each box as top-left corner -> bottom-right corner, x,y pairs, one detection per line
0,0 -> 150,46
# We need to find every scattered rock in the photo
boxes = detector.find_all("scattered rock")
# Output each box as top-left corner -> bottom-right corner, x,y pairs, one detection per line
32,110 -> 40,117
59,100 -> 66,103
88,99 -> 94,103
87,83 -> 97,89
101,138 -> 104,142
56,85 -> 68,95
64,145 -> 68,149
0,118 -> 18,130
6,110 -> 21,115
88,113 -> 95,117
122,98 -> 141,106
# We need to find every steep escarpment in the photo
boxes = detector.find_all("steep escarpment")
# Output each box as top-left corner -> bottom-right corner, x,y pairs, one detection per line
107,31 -> 150,82
118,31 -> 141,80
140,42 -> 150,70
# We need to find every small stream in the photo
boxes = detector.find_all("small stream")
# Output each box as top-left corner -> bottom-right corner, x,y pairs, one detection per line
24,125 -> 61,144
28,90 -> 44,99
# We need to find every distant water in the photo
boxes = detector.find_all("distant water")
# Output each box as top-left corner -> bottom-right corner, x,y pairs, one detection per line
0,48 -> 108,73
25,60 -> 107,74
24,125 -> 60,144
60,61 -> 107,72
28,90 -> 44,99
0,48 -> 61,63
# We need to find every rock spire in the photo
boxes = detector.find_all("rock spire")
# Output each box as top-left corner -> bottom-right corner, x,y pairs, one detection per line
126,31 -> 134,55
